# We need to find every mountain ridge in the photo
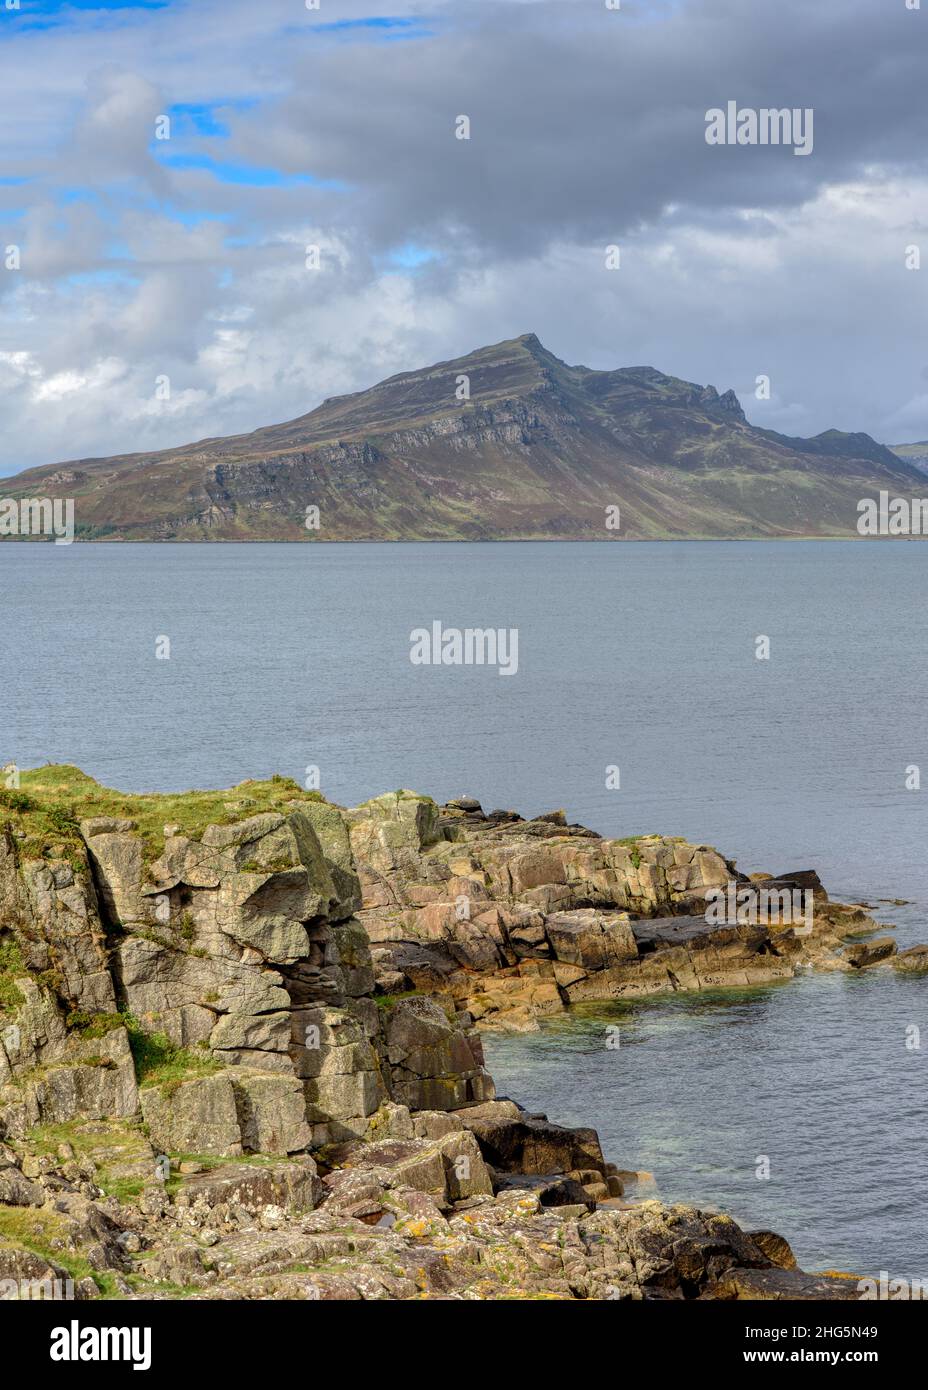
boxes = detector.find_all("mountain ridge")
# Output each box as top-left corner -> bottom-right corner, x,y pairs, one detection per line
2,333 -> 922,540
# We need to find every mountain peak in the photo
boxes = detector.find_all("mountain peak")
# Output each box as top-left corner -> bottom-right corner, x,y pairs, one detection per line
463,331 -> 559,367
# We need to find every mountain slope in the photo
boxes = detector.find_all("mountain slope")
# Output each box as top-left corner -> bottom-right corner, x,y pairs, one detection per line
891,441 -> 928,476
2,334 -> 922,540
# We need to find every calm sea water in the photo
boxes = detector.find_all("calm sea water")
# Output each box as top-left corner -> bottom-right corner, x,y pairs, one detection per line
2,539 -> 927,1274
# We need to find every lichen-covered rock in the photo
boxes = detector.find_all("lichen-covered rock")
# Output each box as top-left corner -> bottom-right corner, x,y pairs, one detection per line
140,1075 -> 243,1158
346,791 -> 441,879
331,919 -> 375,997
435,1129 -> 494,1199
177,1157 -> 321,1215
295,801 -> 362,920
1,830 -> 115,1020
231,1072 -> 312,1154
0,976 -> 138,1138
81,823 -> 148,929
291,1004 -> 387,1144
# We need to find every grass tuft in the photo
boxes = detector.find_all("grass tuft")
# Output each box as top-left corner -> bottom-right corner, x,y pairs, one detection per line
0,935 -> 26,1014
123,1013 -> 219,1092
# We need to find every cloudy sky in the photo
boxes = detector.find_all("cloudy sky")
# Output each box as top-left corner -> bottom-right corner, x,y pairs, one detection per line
1,0 -> 927,474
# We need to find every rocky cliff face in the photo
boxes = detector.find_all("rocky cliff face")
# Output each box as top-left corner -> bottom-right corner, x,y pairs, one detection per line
0,769 -> 913,1301
1,792 -> 493,1160
4,334 -> 923,541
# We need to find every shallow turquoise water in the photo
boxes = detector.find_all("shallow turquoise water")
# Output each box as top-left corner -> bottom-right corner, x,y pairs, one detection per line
484,967 -> 927,1277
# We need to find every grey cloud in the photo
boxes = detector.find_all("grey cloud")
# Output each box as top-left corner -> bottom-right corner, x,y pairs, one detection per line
1,0 -> 927,472
225,0 -> 928,257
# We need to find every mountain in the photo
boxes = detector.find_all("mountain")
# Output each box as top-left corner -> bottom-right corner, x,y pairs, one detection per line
2,333 -> 923,540
891,441 -> 928,477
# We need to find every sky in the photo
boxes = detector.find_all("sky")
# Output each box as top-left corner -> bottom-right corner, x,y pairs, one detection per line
0,0 -> 927,474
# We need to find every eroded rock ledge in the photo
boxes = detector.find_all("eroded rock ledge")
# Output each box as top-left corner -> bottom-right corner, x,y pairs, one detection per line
0,768 -> 918,1301
353,793 -> 920,1030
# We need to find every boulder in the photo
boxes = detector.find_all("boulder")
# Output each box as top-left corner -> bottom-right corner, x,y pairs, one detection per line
230,1072 -> 312,1154
293,802 -> 363,920
179,1158 -> 320,1214
842,937 -> 897,968
435,1130 -> 494,1200
496,1172 -> 595,1210
544,909 -> 638,971
140,1075 -> 243,1158
342,1138 -> 447,1200
0,1168 -> 45,1207
383,996 -> 494,1112
456,1103 -> 607,1177
748,1230 -> 798,1269
893,944 -> 928,973
346,792 -> 441,876
81,827 -> 148,927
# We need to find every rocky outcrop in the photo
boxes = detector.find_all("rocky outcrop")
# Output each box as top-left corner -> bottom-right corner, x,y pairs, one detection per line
346,794 -> 907,1030
1,768 -> 918,1301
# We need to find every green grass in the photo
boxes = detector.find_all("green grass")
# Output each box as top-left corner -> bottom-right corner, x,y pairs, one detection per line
23,1118 -> 154,1204
0,935 -> 26,1014
372,989 -> 423,1011
101,1175 -> 148,1203
64,1010 -> 125,1039
0,1207 -> 121,1295
123,1013 -> 220,1093
176,912 -> 196,942
4,764 -> 326,866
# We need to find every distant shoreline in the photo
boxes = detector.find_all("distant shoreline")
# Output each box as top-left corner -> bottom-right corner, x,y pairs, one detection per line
3,534 -> 928,546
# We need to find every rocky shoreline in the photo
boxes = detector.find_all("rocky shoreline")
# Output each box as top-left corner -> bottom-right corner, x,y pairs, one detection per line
354,794 -> 926,1031
1,767 -> 923,1301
